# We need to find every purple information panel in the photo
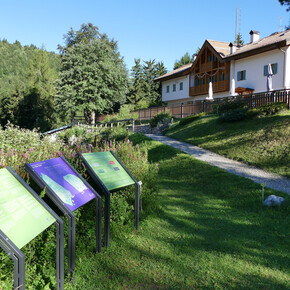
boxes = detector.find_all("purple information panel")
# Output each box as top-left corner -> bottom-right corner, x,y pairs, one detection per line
30,157 -> 95,211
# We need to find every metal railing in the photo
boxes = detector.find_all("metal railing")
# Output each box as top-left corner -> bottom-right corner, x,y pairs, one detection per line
135,89 -> 290,120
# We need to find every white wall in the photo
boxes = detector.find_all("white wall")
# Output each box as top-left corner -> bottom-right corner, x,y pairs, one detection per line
233,49 -> 285,93
162,75 -> 190,102
284,46 -> 290,89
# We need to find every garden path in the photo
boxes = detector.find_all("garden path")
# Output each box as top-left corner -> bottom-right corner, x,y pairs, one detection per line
145,134 -> 290,195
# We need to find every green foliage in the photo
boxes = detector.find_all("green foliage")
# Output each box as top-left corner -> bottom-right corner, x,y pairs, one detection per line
245,103 -> 287,119
218,99 -> 247,115
279,0 -> 290,11
0,128 -> 158,288
103,104 -> 138,123
57,125 -> 102,146
149,112 -> 172,128
58,23 -> 101,54
236,32 -> 244,45
166,111 -> 290,177
257,102 -> 288,115
0,122 -> 41,151
219,108 -> 248,122
174,52 -> 193,69
179,112 -> 207,126
128,59 -> 167,109
56,24 -> 128,124
0,40 -> 60,130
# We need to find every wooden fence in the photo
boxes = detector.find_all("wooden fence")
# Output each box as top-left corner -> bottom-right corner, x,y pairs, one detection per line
134,89 -> 290,121
76,89 -> 290,123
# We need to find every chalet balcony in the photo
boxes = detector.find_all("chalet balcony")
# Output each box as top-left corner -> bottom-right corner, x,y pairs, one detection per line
189,80 -> 229,96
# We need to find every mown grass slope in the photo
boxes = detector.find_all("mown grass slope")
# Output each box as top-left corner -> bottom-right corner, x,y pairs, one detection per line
63,134 -> 290,289
165,111 -> 290,177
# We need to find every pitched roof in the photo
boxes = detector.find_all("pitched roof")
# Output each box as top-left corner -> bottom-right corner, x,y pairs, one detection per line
155,29 -> 290,82
154,63 -> 192,82
206,40 -> 231,58
225,29 -> 290,60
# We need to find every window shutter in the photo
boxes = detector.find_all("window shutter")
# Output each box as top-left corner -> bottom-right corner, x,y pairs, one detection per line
273,63 -> 278,74
264,65 -> 268,76
237,71 -> 241,81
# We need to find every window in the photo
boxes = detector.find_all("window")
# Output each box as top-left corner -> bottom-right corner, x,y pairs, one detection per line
179,82 -> 183,90
237,70 -> 246,81
195,78 -> 200,86
220,72 -> 224,81
173,84 -> 176,92
200,78 -> 205,85
208,55 -> 212,62
264,63 -> 278,76
212,75 -> 217,83
166,85 -> 170,93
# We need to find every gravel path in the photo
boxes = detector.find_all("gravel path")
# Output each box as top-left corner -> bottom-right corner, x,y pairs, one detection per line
145,134 -> 290,195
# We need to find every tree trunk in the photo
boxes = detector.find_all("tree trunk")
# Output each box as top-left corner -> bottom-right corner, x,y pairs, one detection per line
91,111 -> 95,125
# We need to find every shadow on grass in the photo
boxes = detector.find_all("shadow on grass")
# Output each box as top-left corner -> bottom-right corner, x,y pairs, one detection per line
156,154 -> 289,272
166,113 -> 290,149
67,150 -> 290,289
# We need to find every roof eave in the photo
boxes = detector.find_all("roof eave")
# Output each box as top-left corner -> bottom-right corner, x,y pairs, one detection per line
154,67 -> 191,82
225,40 -> 288,61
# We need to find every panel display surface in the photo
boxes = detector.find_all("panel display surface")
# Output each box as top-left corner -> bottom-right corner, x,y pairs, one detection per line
0,168 -> 55,249
30,157 -> 95,211
82,152 -> 135,191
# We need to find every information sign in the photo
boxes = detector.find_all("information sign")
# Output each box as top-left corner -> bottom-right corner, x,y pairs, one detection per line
81,150 -> 140,247
82,152 -> 135,191
25,157 -> 102,276
29,157 -> 96,211
0,168 -> 55,249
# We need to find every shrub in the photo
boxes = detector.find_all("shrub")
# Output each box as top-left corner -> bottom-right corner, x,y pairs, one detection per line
103,104 -> 138,123
245,102 -> 288,119
219,108 -> 248,122
150,112 -> 172,128
179,112 -> 207,126
58,125 -> 101,146
0,128 -> 158,287
0,122 -> 41,151
245,108 -> 266,119
218,99 -> 247,115
258,102 -> 288,115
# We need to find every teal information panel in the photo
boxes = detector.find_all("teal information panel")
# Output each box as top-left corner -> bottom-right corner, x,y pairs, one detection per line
0,168 -> 55,249
82,152 -> 134,191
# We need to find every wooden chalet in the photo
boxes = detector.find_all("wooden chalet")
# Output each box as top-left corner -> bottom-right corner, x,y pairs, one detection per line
189,40 -> 231,97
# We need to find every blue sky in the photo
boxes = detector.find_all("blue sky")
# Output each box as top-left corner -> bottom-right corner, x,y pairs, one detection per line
0,0 -> 289,72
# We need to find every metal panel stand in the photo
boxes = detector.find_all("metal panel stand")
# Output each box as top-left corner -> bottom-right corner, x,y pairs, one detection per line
104,189 -> 110,247
135,182 -> 141,231
67,213 -> 75,278
96,198 -> 102,252
55,221 -> 64,290
0,231 -> 25,289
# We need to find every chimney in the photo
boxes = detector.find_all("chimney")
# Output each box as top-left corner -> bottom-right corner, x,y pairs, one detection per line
249,30 -> 260,43
229,42 -> 237,54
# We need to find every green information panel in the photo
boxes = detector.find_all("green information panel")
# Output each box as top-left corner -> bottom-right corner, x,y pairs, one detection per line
0,168 -> 56,249
82,152 -> 135,191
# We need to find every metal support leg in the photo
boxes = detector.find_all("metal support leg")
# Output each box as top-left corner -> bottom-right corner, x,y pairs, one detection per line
135,182 -> 141,231
56,221 -> 64,290
12,252 -> 25,289
0,231 -> 25,290
68,215 -> 75,277
104,193 -> 110,247
96,197 -> 102,252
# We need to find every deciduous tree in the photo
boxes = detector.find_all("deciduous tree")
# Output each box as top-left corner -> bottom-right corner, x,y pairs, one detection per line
56,35 -> 128,124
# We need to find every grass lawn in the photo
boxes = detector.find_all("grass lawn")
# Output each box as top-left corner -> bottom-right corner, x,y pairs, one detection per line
64,134 -> 289,289
165,111 -> 290,178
